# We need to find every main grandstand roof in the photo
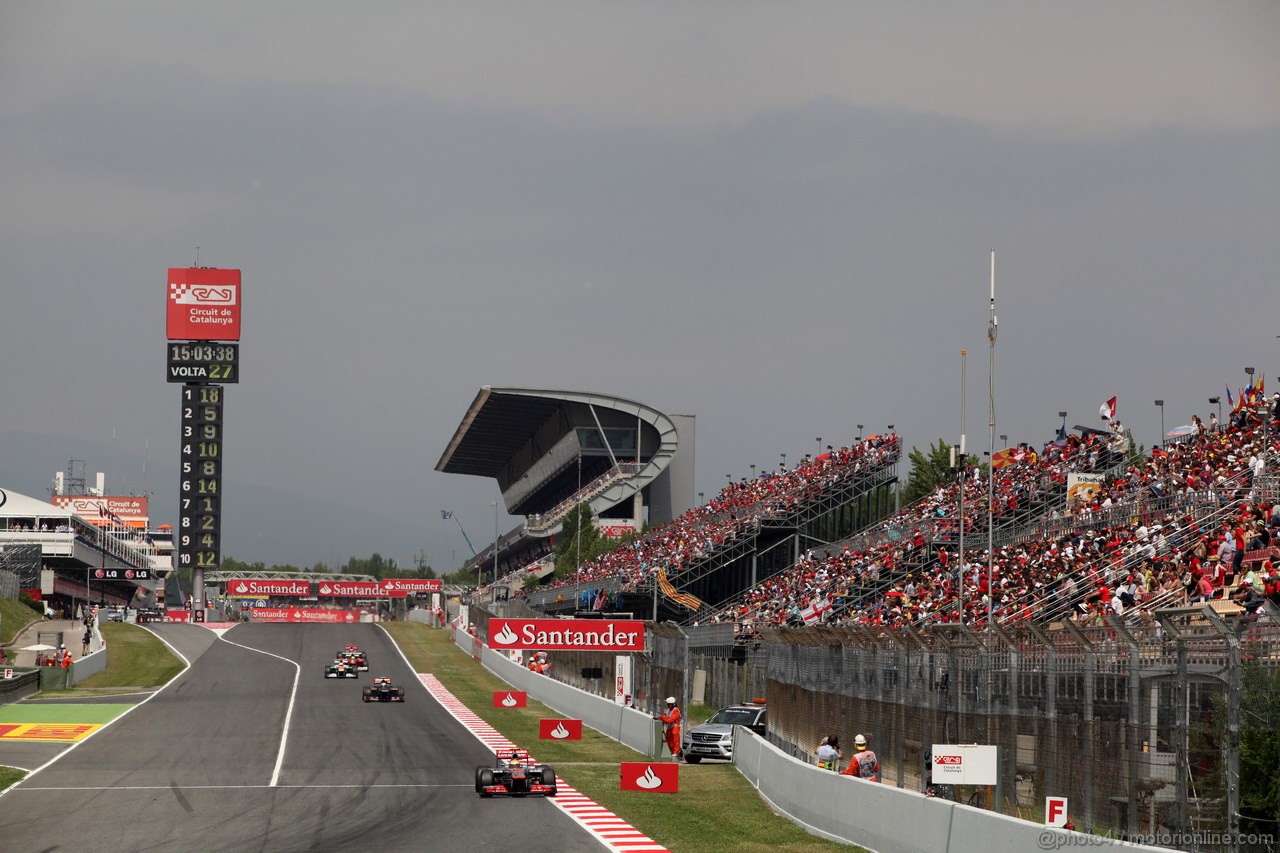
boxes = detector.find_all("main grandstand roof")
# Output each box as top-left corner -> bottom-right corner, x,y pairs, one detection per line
435,387 -> 569,477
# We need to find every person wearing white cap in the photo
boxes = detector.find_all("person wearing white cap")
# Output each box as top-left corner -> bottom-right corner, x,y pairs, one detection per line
841,733 -> 880,782
654,696 -> 682,761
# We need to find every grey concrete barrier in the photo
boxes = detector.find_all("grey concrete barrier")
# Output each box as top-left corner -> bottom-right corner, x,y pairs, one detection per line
0,669 -> 41,704
732,728 -> 1168,853
70,648 -> 107,685
450,628 -> 659,757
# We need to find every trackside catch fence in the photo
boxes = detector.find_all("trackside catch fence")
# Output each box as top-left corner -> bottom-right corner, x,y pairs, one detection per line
474,599 -> 1279,852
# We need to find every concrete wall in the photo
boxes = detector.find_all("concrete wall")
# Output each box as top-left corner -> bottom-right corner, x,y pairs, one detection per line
0,669 -> 41,704
451,629 -> 660,757
731,727 -> 1169,853
70,648 -> 106,684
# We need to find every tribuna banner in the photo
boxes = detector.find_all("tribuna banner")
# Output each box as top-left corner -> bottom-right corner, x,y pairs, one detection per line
488,618 -> 646,652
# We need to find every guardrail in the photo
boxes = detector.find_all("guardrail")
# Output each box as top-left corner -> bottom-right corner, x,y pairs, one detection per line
731,728 -> 1167,853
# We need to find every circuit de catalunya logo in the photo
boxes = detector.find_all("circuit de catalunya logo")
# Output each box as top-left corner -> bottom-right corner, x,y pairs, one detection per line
488,618 -> 645,652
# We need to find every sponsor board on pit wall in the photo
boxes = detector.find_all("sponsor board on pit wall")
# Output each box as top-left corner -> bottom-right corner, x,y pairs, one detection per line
163,611 -> 192,623
619,762 -> 679,793
227,579 -> 312,597
488,618 -> 646,652
538,719 -> 583,740
250,608 -> 360,623
493,691 -> 527,709
167,267 -> 242,341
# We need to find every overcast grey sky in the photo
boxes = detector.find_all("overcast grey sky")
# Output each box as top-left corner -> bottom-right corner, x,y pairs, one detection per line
2,2 -> 1278,570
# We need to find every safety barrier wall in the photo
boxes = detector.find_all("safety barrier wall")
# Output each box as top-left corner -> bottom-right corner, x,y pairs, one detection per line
451,628 -> 660,757
70,648 -> 107,684
0,669 -> 41,703
731,728 -> 1168,853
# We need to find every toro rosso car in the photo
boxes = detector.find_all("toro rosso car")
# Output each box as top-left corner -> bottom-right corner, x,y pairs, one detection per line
325,659 -> 359,679
361,677 -> 405,702
475,748 -> 556,797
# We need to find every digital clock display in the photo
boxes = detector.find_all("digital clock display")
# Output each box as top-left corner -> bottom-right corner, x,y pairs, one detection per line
167,342 -> 239,384
178,384 -> 224,569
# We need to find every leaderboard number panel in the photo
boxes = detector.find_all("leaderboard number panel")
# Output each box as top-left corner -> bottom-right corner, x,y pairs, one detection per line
179,384 -> 223,570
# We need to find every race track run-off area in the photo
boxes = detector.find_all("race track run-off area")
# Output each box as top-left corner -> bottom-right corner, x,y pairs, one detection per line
420,673 -> 668,853
0,623 -> 631,853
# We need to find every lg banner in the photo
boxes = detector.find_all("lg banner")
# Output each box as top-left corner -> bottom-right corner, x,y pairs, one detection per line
488,618 -> 646,652
167,267 -> 242,341
538,719 -> 583,740
619,762 -> 679,793
493,691 -> 527,709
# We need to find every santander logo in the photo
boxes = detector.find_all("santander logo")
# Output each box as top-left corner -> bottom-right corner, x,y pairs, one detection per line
501,693 -> 518,707
550,722 -> 571,739
494,624 -> 519,645
319,585 -> 332,595
635,766 -> 664,790
235,582 -> 248,594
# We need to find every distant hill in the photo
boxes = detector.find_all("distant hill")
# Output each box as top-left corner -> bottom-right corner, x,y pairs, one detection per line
0,430 -> 426,568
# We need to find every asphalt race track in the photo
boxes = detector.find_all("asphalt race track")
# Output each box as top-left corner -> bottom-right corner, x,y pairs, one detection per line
0,623 -> 598,852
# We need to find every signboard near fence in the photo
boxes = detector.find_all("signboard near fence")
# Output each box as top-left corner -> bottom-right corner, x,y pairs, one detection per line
930,744 -> 997,785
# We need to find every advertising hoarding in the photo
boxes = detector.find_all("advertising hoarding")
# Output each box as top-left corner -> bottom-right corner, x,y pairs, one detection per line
488,618 -> 646,652
167,267 -> 242,341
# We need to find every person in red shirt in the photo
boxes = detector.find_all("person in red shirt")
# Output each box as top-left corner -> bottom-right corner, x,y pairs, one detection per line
841,734 -> 881,782
655,697 -> 682,761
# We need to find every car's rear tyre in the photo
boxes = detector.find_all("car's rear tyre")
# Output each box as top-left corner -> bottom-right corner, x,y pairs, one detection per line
684,755 -> 702,764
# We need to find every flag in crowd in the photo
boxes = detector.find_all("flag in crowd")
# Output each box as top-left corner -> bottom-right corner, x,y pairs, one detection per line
1099,396 -> 1117,420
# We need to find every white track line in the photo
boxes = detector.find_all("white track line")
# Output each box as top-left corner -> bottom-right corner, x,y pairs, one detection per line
216,636 -> 300,787
0,625 -> 194,800
418,673 -> 670,853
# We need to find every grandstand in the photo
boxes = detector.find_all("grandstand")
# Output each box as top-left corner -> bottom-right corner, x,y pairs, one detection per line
0,487 -> 165,613
435,387 -> 695,597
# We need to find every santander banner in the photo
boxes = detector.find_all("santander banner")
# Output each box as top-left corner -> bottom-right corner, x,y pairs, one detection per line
226,579 -> 311,597
488,618 -> 646,652
316,581 -> 406,598
379,578 -> 442,593
493,691 -> 527,709
538,719 -> 583,740
167,267 -> 242,341
250,608 -> 359,623
619,762 -> 679,793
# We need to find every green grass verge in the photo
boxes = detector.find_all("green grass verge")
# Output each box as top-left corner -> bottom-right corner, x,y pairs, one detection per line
384,623 -> 862,852
71,623 -> 184,690
1,596 -> 42,646
0,767 -> 27,790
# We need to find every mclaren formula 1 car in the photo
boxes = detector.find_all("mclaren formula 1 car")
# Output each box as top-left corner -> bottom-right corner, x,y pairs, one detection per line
475,748 -> 557,797
361,677 -> 405,702
325,659 -> 359,679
